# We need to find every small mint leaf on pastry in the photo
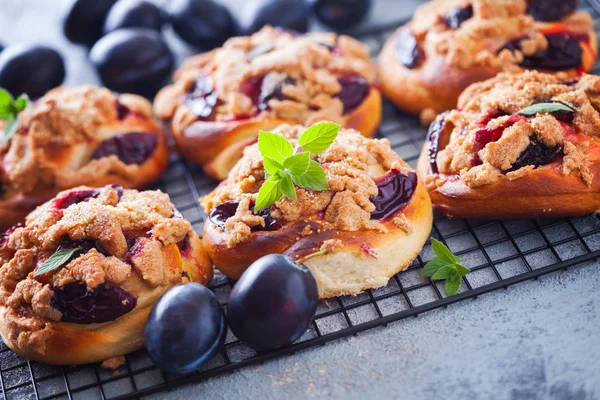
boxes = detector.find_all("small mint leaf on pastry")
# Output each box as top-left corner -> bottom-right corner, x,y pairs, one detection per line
255,175 -> 283,212
421,239 -> 470,296
279,172 -> 297,201
263,156 -> 284,175
297,121 -> 340,153
0,88 -> 29,144
34,247 -> 81,276
283,152 -> 311,176
518,102 -> 574,116
291,160 -> 329,191
258,130 -> 293,163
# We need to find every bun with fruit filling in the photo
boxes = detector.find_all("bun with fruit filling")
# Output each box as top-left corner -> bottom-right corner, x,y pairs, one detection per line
0,185 -> 212,365
201,124 -> 432,298
154,26 -> 382,180
378,0 -> 597,123
418,71 -> 600,219
0,86 -> 169,231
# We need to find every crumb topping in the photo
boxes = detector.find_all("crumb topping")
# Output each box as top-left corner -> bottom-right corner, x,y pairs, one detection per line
154,26 -> 376,136
201,125 -> 410,247
0,185 -> 193,355
0,86 -> 157,198
403,0 -> 593,70
431,71 -> 600,187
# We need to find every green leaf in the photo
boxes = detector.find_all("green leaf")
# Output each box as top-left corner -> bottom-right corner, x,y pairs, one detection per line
283,152 -> 310,176
34,247 -> 81,276
431,239 -> 461,264
258,130 -> 293,163
291,160 -> 329,191
0,88 -> 14,107
454,264 -> 471,277
421,258 -> 447,277
254,175 -> 283,212
279,172 -> 297,201
297,121 -> 340,154
445,276 -> 462,296
431,265 -> 455,280
518,102 -> 574,116
14,95 -> 28,112
2,116 -> 19,144
263,156 -> 284,175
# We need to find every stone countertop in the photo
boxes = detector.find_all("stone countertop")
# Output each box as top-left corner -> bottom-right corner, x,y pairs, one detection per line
1,0 -> 599,399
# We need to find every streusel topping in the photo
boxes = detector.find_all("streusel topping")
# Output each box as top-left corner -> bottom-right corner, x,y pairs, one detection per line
154,26 -> 376,135
429,71 -> 600,188
0,86 -> 155,197
0,185 -> 191,355
403,0 -> 593,71
201,124 -> 411,247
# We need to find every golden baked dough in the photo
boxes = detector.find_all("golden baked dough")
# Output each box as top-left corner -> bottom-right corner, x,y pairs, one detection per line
0,185 -> 213,365
0,86 -> 169,230
154,26 -> 382,180
201,124 -> 432,298
418,71 -> 600,219
378,0 -> 597,122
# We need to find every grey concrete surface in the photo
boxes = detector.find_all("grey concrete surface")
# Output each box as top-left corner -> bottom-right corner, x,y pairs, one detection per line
0,0 -> 599,399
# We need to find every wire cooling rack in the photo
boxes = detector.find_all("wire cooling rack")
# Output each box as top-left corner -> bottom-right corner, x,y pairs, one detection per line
3,2 -> 600,399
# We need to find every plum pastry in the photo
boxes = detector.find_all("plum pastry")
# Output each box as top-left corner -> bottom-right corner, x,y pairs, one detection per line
0,185 -> 213,365
201,122 -> 433,298
0,85 -> 169,230
378,0 -> 598,123
418,71 -> 600,219
154,26 -> 382,180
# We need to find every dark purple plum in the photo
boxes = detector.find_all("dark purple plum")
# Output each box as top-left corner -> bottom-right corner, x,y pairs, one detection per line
395,27 -> 422,69
103,0 -> 163,34
53,282 -> 136,324
57,239 -> 105,257
52,188 -> 101,210
370,170 -> 418,221
510,141 -> 562,170
308,0 -> 372,30
258,74 -> 295,111
92,132 -> 158,165
227,254 -> 318,350
167,0 -> 236,50
502,32 -> 583,70
145,283 -> 226,374
116,100 -> 131,120
238,0 -> 309,36
185,75 -> 218,119
426,111 -> 450,174
527,0 -> 577,22
90,29 -> 173,97
0,45 -> 65,98
63,0 -> 118,46
444,5 -> 473,29
337,74 -> 370,114
209,201 -> 282,231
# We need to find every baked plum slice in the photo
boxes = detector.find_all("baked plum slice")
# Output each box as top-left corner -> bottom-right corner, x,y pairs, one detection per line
502,32 -> 583,70
53,282 -> 137,324
444,5 -> 473,29
208,201 -> 282,231
337,74 -> 370,114
395,27 -> 423,69
426,111 -> 451,173
52,188 -> 101,209
186,75 -> 218,120
527,0 -> 577,22
510,141 -> 562,170
241,73 -> 295,112
92,132 -> 158,165
370,170 -> 418,221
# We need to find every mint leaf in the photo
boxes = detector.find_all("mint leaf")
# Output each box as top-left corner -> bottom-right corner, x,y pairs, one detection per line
279,172 -> 297,200
297,122 -> 340,154
431,265 -> 455,280
34,247 -> 81,276
454,264 -> 471,277
255,175 -> 283,212
15,95 -> 28,112
0,89 -> 28,145
518,102 -> 574,116
445,276 -> 461,296
421,258 -> 447,277
258,130 -> 293,163
0,88 -> 13,107
283,152 -> 310,176
291,160 -> 329,191
431,239 -> 461,264
263,156 -> 284,175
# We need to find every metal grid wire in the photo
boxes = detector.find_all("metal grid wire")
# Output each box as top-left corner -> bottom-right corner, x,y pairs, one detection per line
3,2 -> 600,399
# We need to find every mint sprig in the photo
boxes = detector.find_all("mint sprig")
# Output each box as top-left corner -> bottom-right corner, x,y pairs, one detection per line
421,239 -> 470,296
518,102 -> 574,116
0,88 -> 28,144
255,122 -> 340,212
34,247 -> 81,277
